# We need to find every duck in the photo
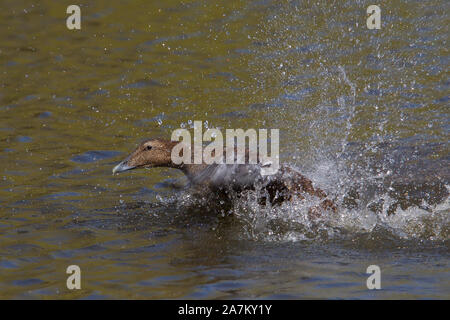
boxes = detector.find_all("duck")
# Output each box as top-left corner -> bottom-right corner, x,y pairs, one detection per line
112,138 -> 337,215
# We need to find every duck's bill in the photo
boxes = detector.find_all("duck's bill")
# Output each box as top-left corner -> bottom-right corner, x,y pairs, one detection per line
112,161 -> 135,174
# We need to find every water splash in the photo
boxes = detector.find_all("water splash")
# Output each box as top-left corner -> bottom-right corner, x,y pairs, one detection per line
144,169 -> 448,244
336,66 -> 356,160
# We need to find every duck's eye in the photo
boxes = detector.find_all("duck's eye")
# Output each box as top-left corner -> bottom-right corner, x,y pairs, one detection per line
145,145 -> 152,151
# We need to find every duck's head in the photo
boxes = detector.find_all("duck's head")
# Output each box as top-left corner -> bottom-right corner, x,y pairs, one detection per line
112,139 -> 177,174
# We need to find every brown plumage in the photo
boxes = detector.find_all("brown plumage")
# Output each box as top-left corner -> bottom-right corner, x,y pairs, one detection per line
113,139 -> 337,215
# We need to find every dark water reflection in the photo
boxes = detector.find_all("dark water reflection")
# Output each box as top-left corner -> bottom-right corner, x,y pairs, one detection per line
0,0 -> 449,298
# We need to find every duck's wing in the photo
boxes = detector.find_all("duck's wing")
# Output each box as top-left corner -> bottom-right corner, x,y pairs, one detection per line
185,145 -> 275,188
188,162 -> 264,189
187,163 -> 220,186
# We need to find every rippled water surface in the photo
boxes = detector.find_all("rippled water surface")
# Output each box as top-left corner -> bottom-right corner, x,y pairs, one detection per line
0,0 -> 449,299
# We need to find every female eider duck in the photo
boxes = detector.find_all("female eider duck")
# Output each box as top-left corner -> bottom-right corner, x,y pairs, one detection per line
113,139 -> 337,215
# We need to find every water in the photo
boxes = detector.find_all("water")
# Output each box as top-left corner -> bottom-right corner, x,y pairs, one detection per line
0,0 -> 448,299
